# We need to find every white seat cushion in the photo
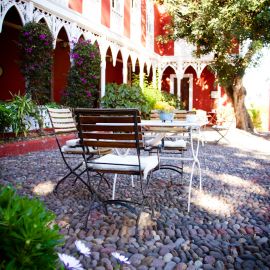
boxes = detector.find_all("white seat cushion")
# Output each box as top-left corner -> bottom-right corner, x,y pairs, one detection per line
65,138 -> 80,147
61,145 -> 91,154
61,145 -> 112,155
164,139 -> 187,148
144,133 -> 164,147
212,125 -> 228,130
88,154 -> 159,180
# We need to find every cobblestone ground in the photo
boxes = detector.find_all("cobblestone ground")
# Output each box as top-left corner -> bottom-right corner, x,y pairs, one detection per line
1,129 -> 270,270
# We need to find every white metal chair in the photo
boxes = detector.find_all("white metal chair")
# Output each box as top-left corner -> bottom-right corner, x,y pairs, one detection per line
146,110 -> 189,177
47,108 -> 111,193
211,109 -> 235,144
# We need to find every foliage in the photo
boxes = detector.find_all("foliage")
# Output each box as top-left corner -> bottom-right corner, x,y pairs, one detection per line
132,73 -> 183,110
0,104 -> 13,133
19,22 -> 53,104
45,102 -> 61,109
8,93 -> 42,136
161,0 -> 270,130
0,185 -> 63,269
162,0 -> 270,88
162,91 -> 183,109
101,83 -> 151,117
248,104 -> 262,130
63,39 -> 101,108
154,101 -> 175,112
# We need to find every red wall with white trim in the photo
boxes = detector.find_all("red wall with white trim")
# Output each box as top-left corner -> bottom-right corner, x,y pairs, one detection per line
190,67 -> 215,112
101,0 -> 111,28
154,4 -> 174,56
106,59 -> 123,84
124,0 -> 131,38
68,0 -> 82,13
141,0 -> 146,46
53,45 -> 70,102
0,25 -> 25,100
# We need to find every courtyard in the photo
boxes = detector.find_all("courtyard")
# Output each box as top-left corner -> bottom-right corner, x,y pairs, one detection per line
0,128 -> 269,269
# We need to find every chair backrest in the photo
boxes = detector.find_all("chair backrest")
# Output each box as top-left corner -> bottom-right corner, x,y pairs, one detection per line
74,108 -> 143,150
195,109 -> 208,123
150,109 -> 196,121
150,110 -> 160,120
47,108 -> 77,134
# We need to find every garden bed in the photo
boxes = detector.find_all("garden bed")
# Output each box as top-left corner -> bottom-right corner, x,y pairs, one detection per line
0,131 -> 75,157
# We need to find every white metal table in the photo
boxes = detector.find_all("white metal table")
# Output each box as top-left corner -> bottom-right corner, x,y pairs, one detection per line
141,119 -> 207,211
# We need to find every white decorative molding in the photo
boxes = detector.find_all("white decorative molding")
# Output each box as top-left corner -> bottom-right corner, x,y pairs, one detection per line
83,0 -> 101,24
146,0 -> 154,52
53,0 -> 69,8
130,52 -> 138,72
130,0 -> 141,45
0,0 -> 25,32
110,0 -> 124,36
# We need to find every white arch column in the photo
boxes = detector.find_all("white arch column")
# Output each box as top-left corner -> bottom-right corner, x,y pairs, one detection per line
177,74 -> 181,99
100,57 -> 106,98
123,61 -> 128,84
99,40 -> 108,99
157,66 -> 162,91
152,63 -> 157,88
122,52 -> 129,84
139,65 -> 144,88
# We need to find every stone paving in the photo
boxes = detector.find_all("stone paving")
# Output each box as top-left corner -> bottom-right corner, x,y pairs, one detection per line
0,128 -> 270,270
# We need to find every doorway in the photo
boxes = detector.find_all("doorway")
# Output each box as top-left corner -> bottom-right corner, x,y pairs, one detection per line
181,77 -> 189,110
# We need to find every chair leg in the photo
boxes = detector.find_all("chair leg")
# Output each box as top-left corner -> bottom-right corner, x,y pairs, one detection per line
215,129 -> 230,144
187,161 -> 196,212
112,174 -> 118,199
54,168 -> 93,195
84,193 -> 108,230
131,175 -> 135,187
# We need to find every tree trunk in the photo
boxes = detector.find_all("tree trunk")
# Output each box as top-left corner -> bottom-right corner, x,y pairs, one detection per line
229,76 -> 254,131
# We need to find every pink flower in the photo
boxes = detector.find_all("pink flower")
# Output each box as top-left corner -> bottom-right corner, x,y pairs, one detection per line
80,78 -> 87,84
72,53 -> 79,59
86,91 -> 92,97
39,34 -> 47,40
26,48 -> 32,53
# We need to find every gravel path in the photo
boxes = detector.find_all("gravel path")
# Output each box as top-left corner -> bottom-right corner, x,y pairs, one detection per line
1,128 -> 270,270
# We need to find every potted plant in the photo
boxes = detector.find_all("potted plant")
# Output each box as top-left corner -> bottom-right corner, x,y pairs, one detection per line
154,101 -> 175,122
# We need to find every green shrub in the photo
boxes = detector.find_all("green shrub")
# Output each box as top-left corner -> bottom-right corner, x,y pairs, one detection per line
0,104 -> 13,133
132,74 -> 183,111
101,83 -> 151,117
45,102 -> 61,109
9,93 -> 42,136
248,104 -> 262,130
0,185 -> 63,269
63,39 -> 101,108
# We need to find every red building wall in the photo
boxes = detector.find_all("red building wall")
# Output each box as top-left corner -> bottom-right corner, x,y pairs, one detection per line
124,0 -> 131,38
190,67 -> 215,112
68,0 -> 82,13
0,25 -> 25,100
161,66 -> 175,92
53,45 -> 70,102
154,4 -> 174,56
101,0 -> 111,28
106,60 -> 123,84
141,0 -> 146,46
